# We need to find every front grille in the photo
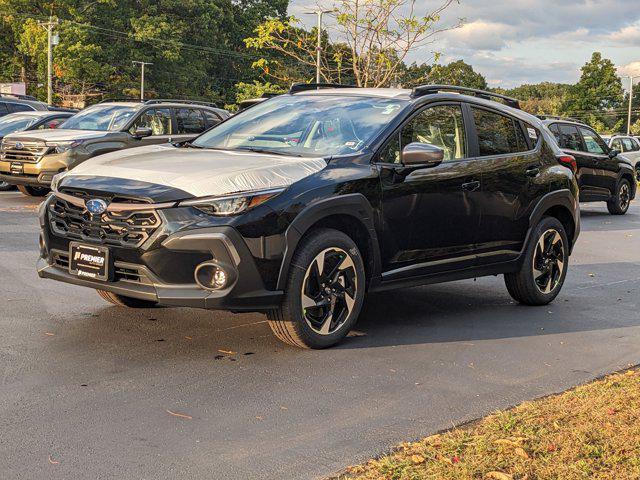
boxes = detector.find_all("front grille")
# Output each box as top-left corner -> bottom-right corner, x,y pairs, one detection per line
1,141 -> 49,163
49,194 -> 162,248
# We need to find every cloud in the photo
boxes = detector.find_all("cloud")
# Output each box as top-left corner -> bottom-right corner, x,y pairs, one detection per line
606,24 -> 640,46
617,61 -> 640,78
444,20 -> 516,51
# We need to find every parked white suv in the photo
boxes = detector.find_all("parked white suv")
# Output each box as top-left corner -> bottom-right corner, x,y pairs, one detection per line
607,135 -> 640,175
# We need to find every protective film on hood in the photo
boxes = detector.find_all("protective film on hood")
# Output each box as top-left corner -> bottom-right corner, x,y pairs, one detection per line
65,144 -> 327,198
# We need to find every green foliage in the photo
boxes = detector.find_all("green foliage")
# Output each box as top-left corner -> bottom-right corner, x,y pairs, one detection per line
224,80 -> 286,110
562,52 -> 624,130
0,0 -> 287,105
426,60 -> 487,89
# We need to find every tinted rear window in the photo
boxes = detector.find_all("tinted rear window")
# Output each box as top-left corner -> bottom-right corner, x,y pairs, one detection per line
472,107 -> 526,156
555,124 -> 582,151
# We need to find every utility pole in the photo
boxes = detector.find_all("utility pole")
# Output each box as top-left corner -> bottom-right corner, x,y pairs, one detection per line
38,16 -> 59,105
625,75 -> 639,135
132,61 -> 153,100
305,9 -> 336,84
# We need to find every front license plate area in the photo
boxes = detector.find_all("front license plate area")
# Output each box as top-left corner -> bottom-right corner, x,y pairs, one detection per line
10,162 -> 23,175
69,242 -> 110,281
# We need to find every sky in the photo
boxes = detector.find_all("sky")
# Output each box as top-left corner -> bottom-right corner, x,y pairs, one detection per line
289,0 -> 640,89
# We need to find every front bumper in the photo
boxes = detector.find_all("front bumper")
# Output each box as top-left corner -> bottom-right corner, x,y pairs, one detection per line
38,215 -> 284,312
0,152 -> 72,187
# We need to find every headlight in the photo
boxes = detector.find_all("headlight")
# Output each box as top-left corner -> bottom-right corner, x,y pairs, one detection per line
179,188 -> 284,216
47,140 -> 82,154
50,171 -> 68,192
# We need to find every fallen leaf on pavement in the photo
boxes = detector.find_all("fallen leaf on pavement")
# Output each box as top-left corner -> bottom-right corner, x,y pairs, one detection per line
411,454 -> 425,464
218,349 -> 236,355
166,409 -> 192,420
44,332 -> 55,336
514,447 -> 530,459
48,455 -> 59,465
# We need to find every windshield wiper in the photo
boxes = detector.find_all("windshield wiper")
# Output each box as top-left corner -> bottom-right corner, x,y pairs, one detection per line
236,147 -> 302,157
181,141 -> 205,149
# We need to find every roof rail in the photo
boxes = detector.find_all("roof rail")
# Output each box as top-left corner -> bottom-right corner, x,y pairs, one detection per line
289,82 -> 359,94
536,115 -> 585,124
411,85 -> 521,109
99,98 -> 143,104
145,98 -> 219,108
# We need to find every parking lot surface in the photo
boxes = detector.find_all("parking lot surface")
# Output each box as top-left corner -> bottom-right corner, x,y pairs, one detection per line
1,191 -> 639,479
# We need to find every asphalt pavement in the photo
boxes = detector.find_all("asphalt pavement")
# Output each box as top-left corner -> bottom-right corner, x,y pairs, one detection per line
1,190 -> 639,479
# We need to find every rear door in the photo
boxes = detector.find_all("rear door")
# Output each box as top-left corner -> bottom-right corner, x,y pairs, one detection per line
618,137 -> 640,166
470,106 -> 548,264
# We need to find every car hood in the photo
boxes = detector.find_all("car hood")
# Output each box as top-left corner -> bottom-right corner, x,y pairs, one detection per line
63,144 -> 327,198
4,129 -> 112,143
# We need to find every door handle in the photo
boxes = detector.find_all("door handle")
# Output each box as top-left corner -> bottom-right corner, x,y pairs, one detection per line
461,180 -> 480,192
525,166 -> 540,177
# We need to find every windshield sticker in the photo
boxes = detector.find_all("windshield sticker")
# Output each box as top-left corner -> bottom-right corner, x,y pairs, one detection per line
527,128 -> 538,140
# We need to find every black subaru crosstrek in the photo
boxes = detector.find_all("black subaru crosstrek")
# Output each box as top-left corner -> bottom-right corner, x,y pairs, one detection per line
38,84 -> 580,348
541,116 -> 636,215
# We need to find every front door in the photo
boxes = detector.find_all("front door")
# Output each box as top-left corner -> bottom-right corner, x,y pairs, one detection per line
128,107 -> 174,147
576,125 -> 616,198
377,103 -> 483,282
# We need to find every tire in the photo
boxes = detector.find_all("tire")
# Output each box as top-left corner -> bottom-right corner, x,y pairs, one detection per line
17,185 -> 50,197
96,289 -> 159,308
267,228 -> 366,349
0,180 -> 15,191
505,216 -> 569,306
607,178 -> 631,215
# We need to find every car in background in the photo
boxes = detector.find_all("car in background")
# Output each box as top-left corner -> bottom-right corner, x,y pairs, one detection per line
0,95 -> 51,117
0,111 -> 73,191
0,99 -> 229,196
541,116 -> 636,215
38,84 -> 580,349
606,135 -> 640,176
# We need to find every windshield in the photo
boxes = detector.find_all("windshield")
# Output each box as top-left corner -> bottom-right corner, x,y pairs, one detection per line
192,95 -> 408,157
59,104 -> 137,132
0,114 -> 39,136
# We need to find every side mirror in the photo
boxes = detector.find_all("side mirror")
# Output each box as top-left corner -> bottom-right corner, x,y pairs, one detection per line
402,142 -> 444,168
133,127 -> 153,138
609,149 -> 620,158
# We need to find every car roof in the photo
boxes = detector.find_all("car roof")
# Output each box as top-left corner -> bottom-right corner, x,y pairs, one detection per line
294,88 -> 412,99
1,110 -> 72,118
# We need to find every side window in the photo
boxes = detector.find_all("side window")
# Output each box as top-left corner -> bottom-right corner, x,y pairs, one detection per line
204,110 -> 222,128
401,104 -> 467,161
578,127 -> 606,154
129,108 -> 172,135
9,103 -> 34,113
631,138 -> 640,151
548,123 -> 561,143
176,108 -> 206,134
471,107 -> 522,156
622,138 -> 637,152
0,102 -> 9,116
557,124 -> 583,151
610,138 -> 622,151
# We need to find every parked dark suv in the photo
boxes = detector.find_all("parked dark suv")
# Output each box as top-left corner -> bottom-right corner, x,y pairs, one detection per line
37,84 -> 580,348
0,99 -> 229,196
541,117 -> 636,215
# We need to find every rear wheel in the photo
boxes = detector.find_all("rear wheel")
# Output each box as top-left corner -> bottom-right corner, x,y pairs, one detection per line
607,178 -> 631,215
17,185 -> 50,197
267,228 -> 365,349
505,216 -> 568,306
96,289 -> 159,308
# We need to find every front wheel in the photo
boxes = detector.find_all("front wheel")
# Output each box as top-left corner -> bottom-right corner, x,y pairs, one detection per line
267,228 -> 366,349
505,216 -> 569,306
0,180 -> 14,191
607,178 -> 631,215
17,185 -> 50,197
96,290 -> 159,308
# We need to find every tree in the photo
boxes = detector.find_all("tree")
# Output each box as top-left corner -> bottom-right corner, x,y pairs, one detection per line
245,0 -> 462,87
426,60 -> 487,89
224,80 -> 286,110
498,82 -> 572,116
562,52 -> 625,129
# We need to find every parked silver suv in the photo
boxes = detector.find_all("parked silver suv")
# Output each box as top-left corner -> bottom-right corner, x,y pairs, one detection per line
0,99 -> 229,196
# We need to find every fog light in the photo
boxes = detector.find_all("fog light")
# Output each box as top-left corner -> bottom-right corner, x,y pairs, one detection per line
195,262 -> 229,290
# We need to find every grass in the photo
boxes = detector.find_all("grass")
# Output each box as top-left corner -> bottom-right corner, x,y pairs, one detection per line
336,368 -> 640,480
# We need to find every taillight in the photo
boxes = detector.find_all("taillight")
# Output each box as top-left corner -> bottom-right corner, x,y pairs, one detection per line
557,155 -> 577,173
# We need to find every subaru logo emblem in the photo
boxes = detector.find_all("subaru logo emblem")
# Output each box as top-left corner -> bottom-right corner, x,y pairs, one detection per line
14,142 -> 24,150
85,198 -> 108,215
